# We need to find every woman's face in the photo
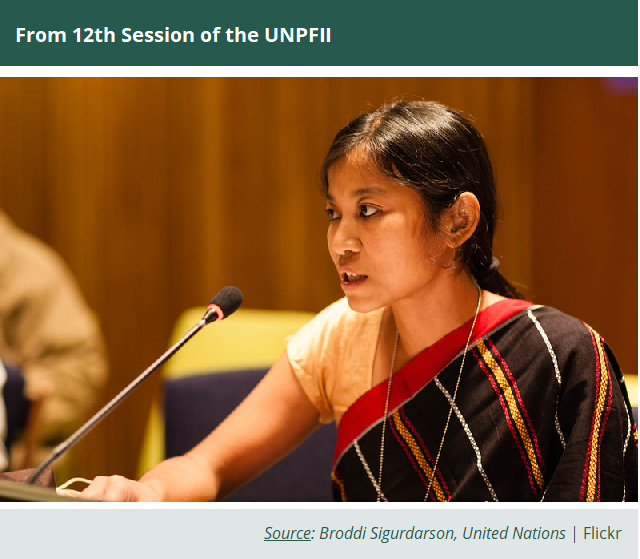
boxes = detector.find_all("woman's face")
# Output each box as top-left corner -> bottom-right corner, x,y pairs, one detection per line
326,154 -> 450,313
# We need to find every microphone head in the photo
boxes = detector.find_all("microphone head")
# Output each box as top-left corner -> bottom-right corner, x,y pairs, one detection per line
205,286 -> 243,323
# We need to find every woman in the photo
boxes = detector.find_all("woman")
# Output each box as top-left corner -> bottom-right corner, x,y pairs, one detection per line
83,101 -> 637,502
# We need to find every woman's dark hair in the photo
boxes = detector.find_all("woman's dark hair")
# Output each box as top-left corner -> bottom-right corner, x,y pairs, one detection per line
320,100 -> 522,299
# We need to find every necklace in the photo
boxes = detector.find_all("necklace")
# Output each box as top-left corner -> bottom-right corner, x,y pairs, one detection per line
376,284 -> 482,502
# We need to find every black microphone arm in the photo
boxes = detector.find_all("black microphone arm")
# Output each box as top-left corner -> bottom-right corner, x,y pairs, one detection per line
27,286 -> 243,485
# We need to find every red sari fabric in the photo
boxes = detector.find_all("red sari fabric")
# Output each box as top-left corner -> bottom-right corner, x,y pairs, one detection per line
332,300 -> 638,502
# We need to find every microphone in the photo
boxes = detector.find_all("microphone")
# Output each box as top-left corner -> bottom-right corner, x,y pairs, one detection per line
202,286 -> 243,324
27,286 -> 243,484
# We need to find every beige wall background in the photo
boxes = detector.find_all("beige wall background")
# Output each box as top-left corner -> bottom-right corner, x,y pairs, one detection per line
0,77 -> 636,481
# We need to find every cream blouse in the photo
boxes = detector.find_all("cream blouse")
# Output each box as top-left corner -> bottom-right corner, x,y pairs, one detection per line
286,298 -> 384,424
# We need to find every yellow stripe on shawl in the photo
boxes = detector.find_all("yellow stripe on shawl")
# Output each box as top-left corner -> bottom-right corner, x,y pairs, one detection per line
391,410 -> 447,501
477,339 -> 545,491
584,326 -> 610,502
331,471 -> 347,502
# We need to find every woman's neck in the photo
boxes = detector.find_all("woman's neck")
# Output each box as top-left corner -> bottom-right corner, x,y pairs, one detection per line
388,272 -> 484,368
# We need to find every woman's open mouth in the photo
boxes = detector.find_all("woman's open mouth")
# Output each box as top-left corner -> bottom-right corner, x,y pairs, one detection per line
341,272 -> 368,288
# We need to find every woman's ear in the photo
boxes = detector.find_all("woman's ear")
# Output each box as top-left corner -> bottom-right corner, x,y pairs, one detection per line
441,192 -> 480,248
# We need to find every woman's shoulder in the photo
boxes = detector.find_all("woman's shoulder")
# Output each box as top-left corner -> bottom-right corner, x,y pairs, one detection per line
286,298 -> 385,424
524,304 -> 604,344
485,299 -> 611,360
511,303 -> 619,374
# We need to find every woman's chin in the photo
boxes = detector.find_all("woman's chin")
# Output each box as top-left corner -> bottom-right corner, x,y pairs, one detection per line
345,294 -> 383,314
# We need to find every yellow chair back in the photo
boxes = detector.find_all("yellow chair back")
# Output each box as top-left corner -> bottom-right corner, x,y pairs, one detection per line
166,308 -> 315,377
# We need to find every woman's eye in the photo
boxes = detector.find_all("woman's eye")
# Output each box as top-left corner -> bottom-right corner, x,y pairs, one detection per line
325,208 -> 339,221
359,205 -> 378,218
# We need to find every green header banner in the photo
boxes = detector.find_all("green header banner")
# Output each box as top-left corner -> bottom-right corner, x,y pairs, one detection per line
2,0 -> 637,66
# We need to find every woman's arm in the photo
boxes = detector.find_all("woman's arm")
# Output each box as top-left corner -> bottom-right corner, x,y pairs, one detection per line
542,334 -> 637,502
81,352 -> 321,501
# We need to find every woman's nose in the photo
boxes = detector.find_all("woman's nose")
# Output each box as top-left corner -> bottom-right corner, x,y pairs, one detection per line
329,219 -> 361,255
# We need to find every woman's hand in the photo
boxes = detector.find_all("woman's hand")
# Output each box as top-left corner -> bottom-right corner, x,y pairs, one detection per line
78,352 -> 319,502
80,475 -> 163,502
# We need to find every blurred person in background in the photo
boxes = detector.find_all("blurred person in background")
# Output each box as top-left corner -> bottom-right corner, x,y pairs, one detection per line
0,211 -> 107,470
